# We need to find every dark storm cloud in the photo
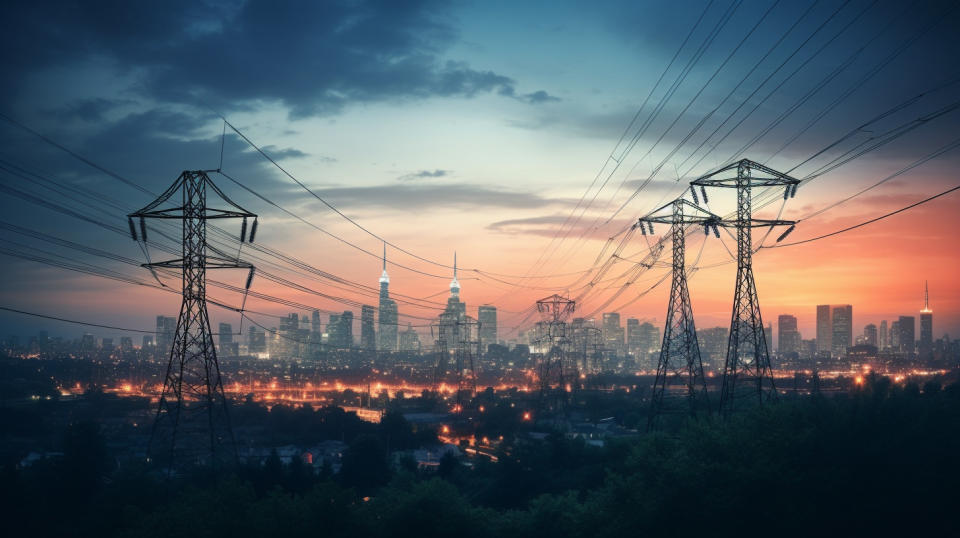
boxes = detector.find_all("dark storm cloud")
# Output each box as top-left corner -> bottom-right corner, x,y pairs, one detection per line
397,169 -> 450,181
1,0 -> 553,117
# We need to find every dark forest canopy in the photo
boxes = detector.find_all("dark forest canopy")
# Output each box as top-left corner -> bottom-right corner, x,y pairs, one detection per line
2,377 -> 957,537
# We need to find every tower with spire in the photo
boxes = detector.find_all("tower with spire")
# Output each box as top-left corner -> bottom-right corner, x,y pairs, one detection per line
919,280 -> 933,358
439,251 -> 467,346
449,251 -> 461,298
377,243 -> 398,352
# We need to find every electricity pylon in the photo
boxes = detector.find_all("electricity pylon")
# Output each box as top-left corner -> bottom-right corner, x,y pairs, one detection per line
129,170 -> 256,468
692,159 -> 798,415
432,316 -> 479,412
535,294 -> 576,409
638,196 -> 720,429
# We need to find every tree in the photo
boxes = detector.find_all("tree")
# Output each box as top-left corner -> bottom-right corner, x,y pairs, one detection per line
339,434 -> 390,492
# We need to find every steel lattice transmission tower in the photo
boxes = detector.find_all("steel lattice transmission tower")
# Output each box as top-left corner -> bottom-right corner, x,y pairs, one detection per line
691,159 -> 798,414
129,170 -> 256,468
638,197 -> 721,429
432,317 -> 480,412
534,294 -> 576,408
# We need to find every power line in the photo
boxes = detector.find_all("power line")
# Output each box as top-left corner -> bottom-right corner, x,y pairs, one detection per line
0,305 -> 157,333
765,184 -> 960,248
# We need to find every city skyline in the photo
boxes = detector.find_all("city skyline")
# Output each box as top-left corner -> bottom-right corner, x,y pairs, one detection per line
1,1 -> 959,342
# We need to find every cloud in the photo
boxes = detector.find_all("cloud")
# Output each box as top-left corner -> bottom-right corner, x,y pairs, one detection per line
260,145 -> 309,160
486,214 -> 635,240
498,87 -> 561,104
1,0 -> 556,118
397,169 -> 450,181
303,183 -> 572,210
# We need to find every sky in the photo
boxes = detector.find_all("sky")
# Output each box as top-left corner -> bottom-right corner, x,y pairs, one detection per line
1,0 -> 959,344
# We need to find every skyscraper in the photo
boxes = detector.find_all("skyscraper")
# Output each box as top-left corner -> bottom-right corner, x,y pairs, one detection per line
278,313 -> 301,358
218,322 -> 233,351
602,313 -> 623,355
831,305 -> 852,357
920,281 -> 933,358
898,315 -> 915,354
879,320 -> 888,350
328,311 -> 354,349
626,318 -> 641,355
247,325 -> 266,354
816,305 -> 832,356
218,322 -> 237,357
698,326 -> 727,370
636,321 -> 660,370
399,323 -> 421,352
765,323 -> 773,361
863,324 -> 878,347
777,314 -> 800,355
361,305 -> 376,351
478,305 -> 497,353
155,315 -> 175,360
377,245 -> 398,352
439,253 -> 467,346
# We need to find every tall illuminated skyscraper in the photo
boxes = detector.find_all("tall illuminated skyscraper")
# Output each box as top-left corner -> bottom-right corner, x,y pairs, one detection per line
919,281 -> 933,358
377,244 -> 398,352
439,252 -> 467,346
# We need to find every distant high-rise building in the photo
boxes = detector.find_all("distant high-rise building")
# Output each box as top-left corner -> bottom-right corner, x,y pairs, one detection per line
119,337 -> 133,353
920,281 -> 933,358
637,321 -> 660,369
879,320 -> 888,350
698,327 -> 728,369
101,337 -> 113,351
478,306 -> 497,354
247,325 -> 266,354
626,318 -> 642,355
311,309 -> 322,335
377,245 -> 398,352
765,323 -> 773,360
361,305 -> 376,351
278,314 -> 301,358
777,315 -> 800,355
155,315 -> 176,359
863,323 -> 878,347
831,305 -> 852,357
602,313 -> 623,355
80,333 -> 95,351
328,311 -> 354,349
898,315 -> 915,354
219,322 -> 233,354
399,323 -> 421,352
816,305 -> 832,356
890,320 -> 901,350
142,335 -> 153,349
